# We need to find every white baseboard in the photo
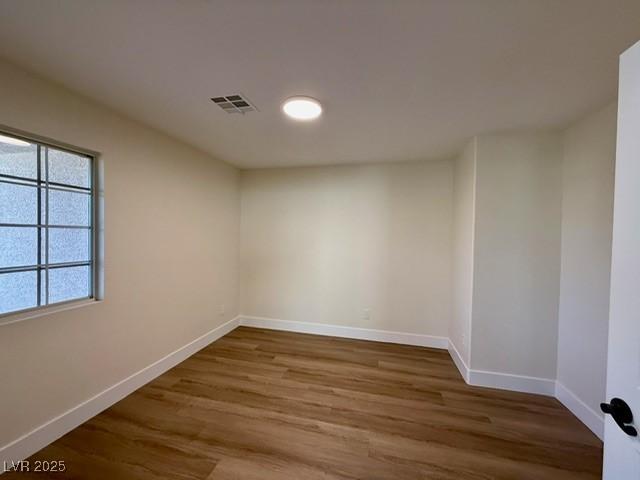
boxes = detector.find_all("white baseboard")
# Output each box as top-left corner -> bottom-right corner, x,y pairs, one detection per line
555,381 -> 604,440
239,315 -> 449,349
447,340 -> 469,382
240,318 -> 557,399
462,370 -> 602,439
447,341 -> 554,397
467,369 -> 556,396
1,313 -> 602,468
0,315 -> 241,467
446,345 -> 601,440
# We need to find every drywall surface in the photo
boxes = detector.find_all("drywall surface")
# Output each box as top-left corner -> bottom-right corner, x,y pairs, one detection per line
240,160 -> 453,337
0,59 -> 240,446
450,139 -> 476,365
557,102 -> 616,414
471,132 -> 562,379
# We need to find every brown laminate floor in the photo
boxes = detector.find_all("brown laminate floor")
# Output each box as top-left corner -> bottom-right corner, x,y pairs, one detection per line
6,327 -> 602,479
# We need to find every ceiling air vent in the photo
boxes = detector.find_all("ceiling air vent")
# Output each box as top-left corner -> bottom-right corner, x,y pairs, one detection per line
211,94 -> 257,114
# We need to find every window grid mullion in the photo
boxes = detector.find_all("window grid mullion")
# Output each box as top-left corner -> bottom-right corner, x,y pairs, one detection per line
0,171 -> 92,192
36,145 -> 42,306
87,158 -> 94,298
0,224 -> 91,229
0,261 -> 92,275
44,146 -> 50,306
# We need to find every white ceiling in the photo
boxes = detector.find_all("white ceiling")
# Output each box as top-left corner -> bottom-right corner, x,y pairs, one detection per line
0,1 -> 639,169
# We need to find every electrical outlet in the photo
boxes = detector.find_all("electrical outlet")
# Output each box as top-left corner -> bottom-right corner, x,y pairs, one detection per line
219,304 -> 225,316
362,308 -> 370,320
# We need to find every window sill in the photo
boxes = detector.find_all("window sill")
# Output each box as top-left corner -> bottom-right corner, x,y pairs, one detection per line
0,298 -> 102,327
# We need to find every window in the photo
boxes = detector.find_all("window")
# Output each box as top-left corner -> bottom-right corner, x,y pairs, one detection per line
0,131 -> 96,316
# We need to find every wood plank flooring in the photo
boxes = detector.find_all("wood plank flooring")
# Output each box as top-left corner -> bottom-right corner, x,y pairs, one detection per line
5,327 -> 602,479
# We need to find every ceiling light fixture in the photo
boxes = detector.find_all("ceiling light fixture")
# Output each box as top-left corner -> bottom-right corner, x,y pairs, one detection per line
282,96 -> 322,121
0,134 -> 30,147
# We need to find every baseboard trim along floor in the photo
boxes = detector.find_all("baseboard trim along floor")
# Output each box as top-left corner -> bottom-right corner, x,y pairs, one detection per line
447,340 -> 470,383
239,315 -> 450,349
555,381 -> 605,440
468,369 -> 557,397
447,341 -> 603,440
0,315 -> 241,466
10,327 -> 602,478
1,315 -> 602,467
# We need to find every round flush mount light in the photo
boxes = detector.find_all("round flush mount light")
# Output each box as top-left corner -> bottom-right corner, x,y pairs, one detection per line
0,133 -> 30,146
282,96 -> 322,121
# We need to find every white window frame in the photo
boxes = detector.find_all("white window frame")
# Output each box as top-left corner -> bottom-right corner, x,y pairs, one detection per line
0,126 -> 103,325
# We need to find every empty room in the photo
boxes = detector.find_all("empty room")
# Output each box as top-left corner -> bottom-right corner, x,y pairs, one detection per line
1,1 -> 640,478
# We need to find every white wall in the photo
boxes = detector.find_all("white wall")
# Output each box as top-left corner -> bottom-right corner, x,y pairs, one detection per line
450,139 -> 476,365
0,60 -> 240,447
557,102 -> 616,416
471,133 -> 563,379
240,160 -> 453,337
0,56 -> 617,453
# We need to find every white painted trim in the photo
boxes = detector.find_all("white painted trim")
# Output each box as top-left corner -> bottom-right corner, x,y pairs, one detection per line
555,381 -> 604,440
467,369 -> 556,396
0,298 -> 102,327
240,316 -> 449,349
1,314 -> 602,469
447,340 -> 469,382
468,135 -> 478,367
0,316 -> 241,466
